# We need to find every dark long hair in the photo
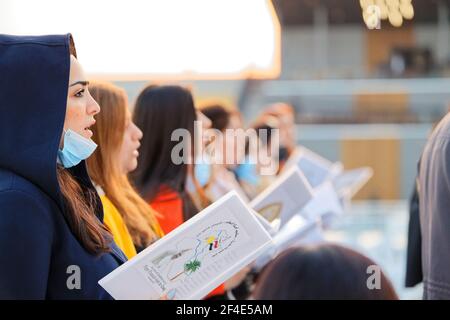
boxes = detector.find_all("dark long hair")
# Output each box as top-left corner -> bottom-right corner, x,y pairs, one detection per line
200,104 -> 230,132
131,85 -> 199,221
253,244 -> 398,300
54,35 -> 112,255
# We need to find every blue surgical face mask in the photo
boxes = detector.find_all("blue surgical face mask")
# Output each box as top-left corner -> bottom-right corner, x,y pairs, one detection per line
235,160 -> 260,186
194,161 -> 212,187
57,129 -> 97,168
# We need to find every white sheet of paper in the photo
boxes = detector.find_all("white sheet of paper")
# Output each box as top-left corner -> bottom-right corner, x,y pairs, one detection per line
283,146 -> 342,189
273,215 -> 318,249
252,209 -> 277,236
332,167 -> 373,199
249,166 -> 313,227
284,147 -> 372,202
299,182 -> 344,222
294,223 -> 325,246
253,215 -> 318,270
98,191 -> 272,300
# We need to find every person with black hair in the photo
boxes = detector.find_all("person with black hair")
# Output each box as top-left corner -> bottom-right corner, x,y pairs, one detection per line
253,244 -> 398,300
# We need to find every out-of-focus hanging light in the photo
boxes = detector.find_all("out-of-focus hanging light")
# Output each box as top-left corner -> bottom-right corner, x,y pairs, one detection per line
399,0 -> 415,20
360,0 -> 414,28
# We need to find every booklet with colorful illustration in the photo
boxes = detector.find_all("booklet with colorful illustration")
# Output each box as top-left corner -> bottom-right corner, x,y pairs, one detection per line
99,191 -> 273,300
249,166 -> 313,227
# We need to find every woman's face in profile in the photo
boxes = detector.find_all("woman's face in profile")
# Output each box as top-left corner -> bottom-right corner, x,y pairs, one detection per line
62,55 -> 100,143
118,109 -> 143,174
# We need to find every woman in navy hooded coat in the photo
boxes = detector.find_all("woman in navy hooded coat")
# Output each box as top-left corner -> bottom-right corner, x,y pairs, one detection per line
0,34 -> 127,299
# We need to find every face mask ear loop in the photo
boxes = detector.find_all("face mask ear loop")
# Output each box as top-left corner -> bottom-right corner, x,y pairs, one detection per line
57,129 -> 67,166
60,128 -> 68,150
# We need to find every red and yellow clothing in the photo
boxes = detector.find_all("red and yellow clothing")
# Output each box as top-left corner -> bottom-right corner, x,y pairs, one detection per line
150,186 -> 184,235
98,185 -> 163,259
101,195 -> 137,259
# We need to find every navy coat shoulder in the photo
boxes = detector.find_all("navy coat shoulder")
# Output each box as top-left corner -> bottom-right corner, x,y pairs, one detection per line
0,34 -> 127,299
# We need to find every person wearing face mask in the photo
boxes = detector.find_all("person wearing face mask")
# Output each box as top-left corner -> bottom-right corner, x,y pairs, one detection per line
185,110 -> 214,209
0,34 -> 126,299
260,103 -> 297,173
198,104 -> 250,202
196,105 -> 253,300
131,87 -> 249,299
131,85 -> 206,235
235,119 -> 279,200
86,82 -> 163,258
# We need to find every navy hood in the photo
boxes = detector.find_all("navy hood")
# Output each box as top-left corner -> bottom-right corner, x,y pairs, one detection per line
0,34 -> 99,216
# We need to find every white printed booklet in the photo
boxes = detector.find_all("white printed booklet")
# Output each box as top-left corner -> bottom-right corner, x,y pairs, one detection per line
99,191 -> 273,300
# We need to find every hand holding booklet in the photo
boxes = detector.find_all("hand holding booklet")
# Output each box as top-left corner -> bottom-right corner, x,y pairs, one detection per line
99,191 -> 272,300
